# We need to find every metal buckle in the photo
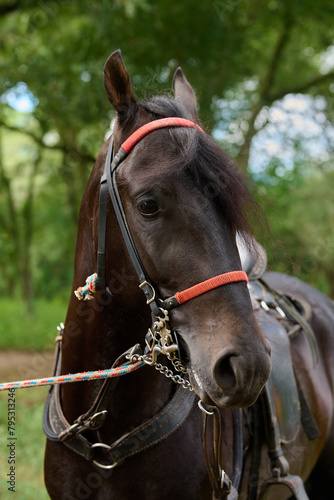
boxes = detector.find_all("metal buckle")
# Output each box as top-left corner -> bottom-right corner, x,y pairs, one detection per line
261,299 -> 286,318
276,306 -> 286,318
60,422 -> 79,439
139,280 -> 156,305
87,410 -> 108,429
59,410 -> 108,441
91,443 -> 119,470
260,300 -> 270,311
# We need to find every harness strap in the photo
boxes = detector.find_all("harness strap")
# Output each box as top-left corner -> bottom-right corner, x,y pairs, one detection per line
43,329 -> 119,445
122,117 -> 204,153
44,380 -> 195,468
294,372 -> 320,441
104,387 -> 195,469
97,138 -> 113,291
171,271 -> 248,307
201,404 -> 230,499
231,408 -> 243,492
257,385 -> 310,500
43,328 -> 196,468
200,402 -> 242,499
247,404 -> 263,500
259,278 -> 319,365
106,138 -> 163,316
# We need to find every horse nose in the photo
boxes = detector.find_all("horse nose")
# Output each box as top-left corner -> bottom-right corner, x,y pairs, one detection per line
212,348 -> 239,392
212,342 -> 271,403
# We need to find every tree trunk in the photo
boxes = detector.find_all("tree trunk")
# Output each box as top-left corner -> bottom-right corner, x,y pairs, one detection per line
0,130 -> 21,295
21,152 -> 42,313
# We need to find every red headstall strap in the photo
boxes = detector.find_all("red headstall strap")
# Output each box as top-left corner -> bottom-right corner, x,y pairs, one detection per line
121,117 -> 204,154
174,271 -> 248,305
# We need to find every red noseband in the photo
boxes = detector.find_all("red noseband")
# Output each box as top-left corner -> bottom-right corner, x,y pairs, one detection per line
174,270 -> 248,305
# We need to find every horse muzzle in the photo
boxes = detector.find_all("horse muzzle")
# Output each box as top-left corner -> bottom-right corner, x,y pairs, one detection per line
189,342 -> 271,408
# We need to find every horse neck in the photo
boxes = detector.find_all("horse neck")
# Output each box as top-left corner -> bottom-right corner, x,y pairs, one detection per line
60,159 -> 173,430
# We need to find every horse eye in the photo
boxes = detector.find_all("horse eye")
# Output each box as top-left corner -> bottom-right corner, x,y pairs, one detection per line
137,199 -> 159,216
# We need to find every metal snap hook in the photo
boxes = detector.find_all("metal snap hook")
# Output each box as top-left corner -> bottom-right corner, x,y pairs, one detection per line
139,281 -> 156,305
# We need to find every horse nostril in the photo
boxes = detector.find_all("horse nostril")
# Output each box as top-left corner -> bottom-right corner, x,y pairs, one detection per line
213,350 -> 238,390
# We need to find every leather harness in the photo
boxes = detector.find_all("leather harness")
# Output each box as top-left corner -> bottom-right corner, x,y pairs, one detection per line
43,333 -> 196,469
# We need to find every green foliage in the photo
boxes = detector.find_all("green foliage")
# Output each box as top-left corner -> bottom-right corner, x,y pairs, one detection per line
0,298 -> 67,350
0,0 -> 334,304
2,0 -> 334,128
0,387 -> 48,499
257,161 -> 334,297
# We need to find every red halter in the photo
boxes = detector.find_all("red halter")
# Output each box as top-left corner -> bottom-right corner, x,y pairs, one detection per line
102,117 -> 248,313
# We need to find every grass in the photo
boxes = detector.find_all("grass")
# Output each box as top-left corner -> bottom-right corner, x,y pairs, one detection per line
0,298 -> 68,350
0,297 -> 68,498
0,387 -> 49,499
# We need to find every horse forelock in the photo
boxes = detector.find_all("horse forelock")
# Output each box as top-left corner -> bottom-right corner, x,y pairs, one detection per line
132,95 -> 262,238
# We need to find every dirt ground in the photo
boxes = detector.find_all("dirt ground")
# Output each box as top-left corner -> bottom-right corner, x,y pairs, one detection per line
0,350 -> 55,383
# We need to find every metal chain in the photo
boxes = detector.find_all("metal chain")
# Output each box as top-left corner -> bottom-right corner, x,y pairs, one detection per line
171,359 -> 188,374
127,349 -> 193,391
154,362 -> 193,391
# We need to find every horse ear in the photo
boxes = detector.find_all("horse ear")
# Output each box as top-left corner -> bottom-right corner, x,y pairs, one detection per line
173,67 -> 198,122
103,49 -> 137,118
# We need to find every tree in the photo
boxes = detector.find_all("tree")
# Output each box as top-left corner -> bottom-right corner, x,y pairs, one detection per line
0,0 -> 333,300
257,159 -> 334,296
0,108 -> 75,308
2,1 -> 334,169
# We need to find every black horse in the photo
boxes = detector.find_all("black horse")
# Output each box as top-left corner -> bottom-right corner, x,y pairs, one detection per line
44,50 -> 334,499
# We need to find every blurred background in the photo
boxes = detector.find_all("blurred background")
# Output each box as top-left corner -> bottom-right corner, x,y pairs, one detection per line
0,1 -> 333,496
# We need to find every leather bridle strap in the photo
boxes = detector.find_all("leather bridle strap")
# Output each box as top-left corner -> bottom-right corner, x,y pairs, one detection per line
106,138 -> 163,316
98,118 -> 247,316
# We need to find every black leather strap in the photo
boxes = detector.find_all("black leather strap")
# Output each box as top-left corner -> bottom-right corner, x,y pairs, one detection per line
201,405 -> 232,499
232,408 -> 243,492
97,182 -> 109,291
96,138 -> 113,291
44,373 -> 196,467
259,278 -> 319,365
105,387 -> 195,467
103,138 -> 162,316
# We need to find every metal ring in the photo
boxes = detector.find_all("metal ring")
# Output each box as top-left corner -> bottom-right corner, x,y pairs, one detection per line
139,281 -> 156,305
91,442 -> 118,470
198,400 -> 215,415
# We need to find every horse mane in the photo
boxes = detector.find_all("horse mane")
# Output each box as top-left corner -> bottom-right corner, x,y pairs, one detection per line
138,95 -> 264,240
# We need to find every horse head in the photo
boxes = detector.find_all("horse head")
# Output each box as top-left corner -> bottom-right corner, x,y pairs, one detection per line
102,50 -> 271,408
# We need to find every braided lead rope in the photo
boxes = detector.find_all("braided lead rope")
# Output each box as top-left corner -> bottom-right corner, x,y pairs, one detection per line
0,359 -> 144,392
